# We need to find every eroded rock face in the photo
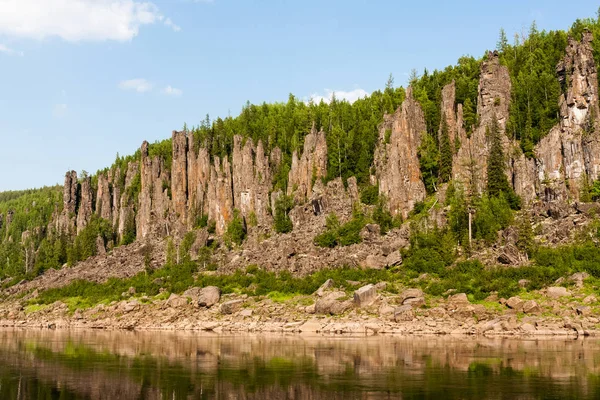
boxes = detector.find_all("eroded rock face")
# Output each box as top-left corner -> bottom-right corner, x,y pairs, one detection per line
117,161 -> 139,241
95,173 -> 112,222
76,177 -> 93,234
137,141 -> 171,239
453,51 -> 513,196
171,131 -> 188,226
374,87 -> 427,218
55,171 -> 78,234
287,124 -> 328,203
535,32 -> 600,201
232,136 -> 273,226
206,156 -> 234,235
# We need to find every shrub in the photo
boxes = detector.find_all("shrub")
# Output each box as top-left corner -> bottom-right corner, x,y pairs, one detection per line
274,195 -> 294,234
314,211 -> 365,248
360,185 -> 379,205
225,209 -> 246,246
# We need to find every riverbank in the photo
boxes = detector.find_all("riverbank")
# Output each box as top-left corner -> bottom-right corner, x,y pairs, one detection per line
1,275 -> 598,337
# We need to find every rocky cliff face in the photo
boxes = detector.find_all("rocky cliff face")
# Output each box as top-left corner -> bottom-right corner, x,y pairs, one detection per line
55,171 -> 78,235
535,32 -> 600,201
137,141 -> 171,239
95,173 -> 112,223
287,125 -> 328,203
117,161 -> 139,241
232,136 -> 274,226
453,51 -> 513,195
374,87 -> 427,218
45,32 -> 600,256
76,177 -> 93,234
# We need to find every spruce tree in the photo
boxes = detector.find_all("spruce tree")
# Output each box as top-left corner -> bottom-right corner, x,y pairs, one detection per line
486,118 -> 521,209
439,114 -> 453,183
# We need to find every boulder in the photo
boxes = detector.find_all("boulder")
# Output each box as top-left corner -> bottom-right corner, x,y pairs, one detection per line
315,291 -> 352,315
183,287 -> 202,302
522,300 -> 541,314
385,251 -> 402,267
198,286 -> 221,308
166,294 -> 188,308
364,254 -> 386,270
353,284 -> 377,307
506,297 -> 524,311
399,289 -> 424,304
576,306 -> 592,316
220,300 -> 244,315
394,305 -> 415,322
239,309 -> 253,317
570,272 -> 590,288
123,300 -> 140,313
447,293 -> 469,305
404,297 -> 425,308
520,323 -> 536,333
546,287 -> 570,298
314,279 -> 335,297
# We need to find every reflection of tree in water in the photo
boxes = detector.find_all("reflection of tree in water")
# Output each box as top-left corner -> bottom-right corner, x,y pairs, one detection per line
0,330 -> 599,399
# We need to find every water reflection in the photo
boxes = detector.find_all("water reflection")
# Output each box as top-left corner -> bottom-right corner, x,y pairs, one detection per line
0,329 -> 598,399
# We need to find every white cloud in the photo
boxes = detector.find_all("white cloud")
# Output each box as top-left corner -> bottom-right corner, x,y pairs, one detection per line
119,78 -> 153,93
0,0 -> 179,42
163,18 -> 181,32
53,103 -> 68,118
308,88 -> 369,104
163,85 -> 183,96
0,44 -> 23,56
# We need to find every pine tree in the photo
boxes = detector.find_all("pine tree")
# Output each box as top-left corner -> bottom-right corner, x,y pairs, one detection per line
439,114 -> 453,183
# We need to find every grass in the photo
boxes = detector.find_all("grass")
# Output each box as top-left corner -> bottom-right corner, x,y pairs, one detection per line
24,304 -> 48,314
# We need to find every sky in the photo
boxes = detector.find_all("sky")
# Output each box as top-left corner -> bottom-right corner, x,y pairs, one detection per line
0,0 -> 598,191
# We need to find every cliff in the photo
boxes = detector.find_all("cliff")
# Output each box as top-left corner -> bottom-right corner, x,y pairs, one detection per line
2,29 -> 600,281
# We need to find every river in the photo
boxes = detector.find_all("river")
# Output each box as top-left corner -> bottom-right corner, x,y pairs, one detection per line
0,329 -> 597,399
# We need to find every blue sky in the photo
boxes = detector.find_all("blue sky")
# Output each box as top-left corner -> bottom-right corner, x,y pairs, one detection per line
0,0 -> 598,191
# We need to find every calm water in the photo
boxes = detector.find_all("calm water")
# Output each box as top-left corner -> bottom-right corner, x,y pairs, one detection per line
0,329 -> 598,399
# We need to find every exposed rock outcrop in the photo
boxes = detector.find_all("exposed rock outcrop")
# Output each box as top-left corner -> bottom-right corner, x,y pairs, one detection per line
535,32 -> 600,201
55,171 -> 78,234
453,51 -> 513,195
374,87 -> 427,218
287,124 -> 328,203
171,131 -> 188,226
117,161 -> 140,241
76,177 -> 93,234
95,173 -> 112,222
137,142 -> 171,239
232,136 -> 274,226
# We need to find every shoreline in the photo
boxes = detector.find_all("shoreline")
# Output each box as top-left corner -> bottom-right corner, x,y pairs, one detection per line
0,313 -> 595,338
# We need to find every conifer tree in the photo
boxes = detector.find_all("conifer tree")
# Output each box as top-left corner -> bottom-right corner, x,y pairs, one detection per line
486,118 -> 520,209
439,114 -> 453,183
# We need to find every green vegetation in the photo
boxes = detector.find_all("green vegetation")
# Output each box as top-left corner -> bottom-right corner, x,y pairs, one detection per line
359,185 -> 379,205
314,210 -> 366,248
225,209 -> 246,246
0,186 -> 62,279
273,195 -> 294,233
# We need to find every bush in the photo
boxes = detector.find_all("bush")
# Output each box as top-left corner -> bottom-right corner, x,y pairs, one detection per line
314,211 -> 365,248
360,185 -> 379,205
274,195 -> 294,234
472,195 -> 513,243
372,198 -> 401,234
225,209 -> 246,246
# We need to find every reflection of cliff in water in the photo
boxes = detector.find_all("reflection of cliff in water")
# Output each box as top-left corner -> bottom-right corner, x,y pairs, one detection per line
0,329 -> 600,399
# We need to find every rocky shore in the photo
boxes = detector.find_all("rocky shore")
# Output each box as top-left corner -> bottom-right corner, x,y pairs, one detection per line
2,273 -> 598,338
